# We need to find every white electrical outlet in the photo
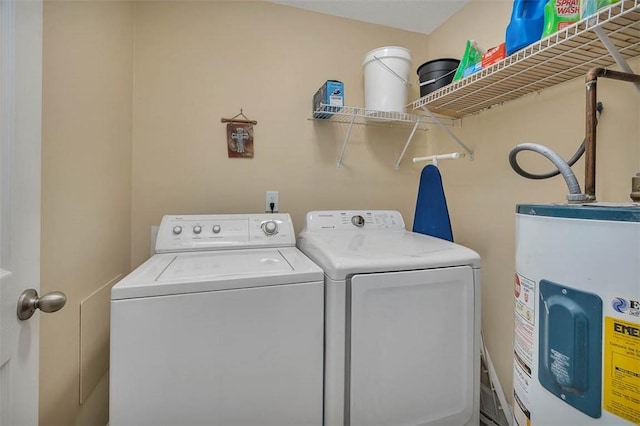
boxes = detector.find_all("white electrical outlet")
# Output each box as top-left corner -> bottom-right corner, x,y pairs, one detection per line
265,191 -> 279,213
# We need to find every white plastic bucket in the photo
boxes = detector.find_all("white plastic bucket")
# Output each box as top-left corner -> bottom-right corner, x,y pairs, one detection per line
363,46 -> 412,113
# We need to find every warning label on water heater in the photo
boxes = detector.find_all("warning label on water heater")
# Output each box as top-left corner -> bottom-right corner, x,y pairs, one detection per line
604,316 -> 640,424
514,273 -> 536,366
513,273 -> 536,426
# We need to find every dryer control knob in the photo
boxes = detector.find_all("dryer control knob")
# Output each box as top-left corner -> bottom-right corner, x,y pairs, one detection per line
351,215 -> 365,227
262,220 -> 278,236
172,225 -> 183,235
193,225 -> 202,234
212,225 -> 221,234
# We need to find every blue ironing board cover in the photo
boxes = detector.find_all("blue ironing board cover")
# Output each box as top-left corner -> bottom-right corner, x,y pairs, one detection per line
412,164 -> 454,242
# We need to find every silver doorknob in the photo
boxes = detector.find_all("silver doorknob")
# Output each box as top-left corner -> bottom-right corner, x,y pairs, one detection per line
17,289 -> 67,321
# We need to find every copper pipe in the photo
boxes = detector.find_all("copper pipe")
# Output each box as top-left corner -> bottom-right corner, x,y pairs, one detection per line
584,68 -> 640,201
585,68 -> 603,200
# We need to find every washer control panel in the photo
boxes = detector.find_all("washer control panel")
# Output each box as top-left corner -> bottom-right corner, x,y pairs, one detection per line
155,213 -> 295,253
302,210 -> 405,232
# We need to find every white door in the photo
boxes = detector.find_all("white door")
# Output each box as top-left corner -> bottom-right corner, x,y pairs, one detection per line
0,1 -> 43,425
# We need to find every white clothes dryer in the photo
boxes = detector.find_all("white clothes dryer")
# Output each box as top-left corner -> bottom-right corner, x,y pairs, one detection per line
109,214 -> 324,426
297,210 -> 482,426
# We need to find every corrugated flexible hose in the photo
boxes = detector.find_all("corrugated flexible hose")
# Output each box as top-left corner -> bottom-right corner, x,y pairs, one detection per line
508,102 -> 603,202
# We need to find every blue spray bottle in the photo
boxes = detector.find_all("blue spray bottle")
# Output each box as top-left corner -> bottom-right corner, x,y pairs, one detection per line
505,0 -> 549,56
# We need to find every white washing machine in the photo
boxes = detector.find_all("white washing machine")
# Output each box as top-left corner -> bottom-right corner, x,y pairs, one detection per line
297,210 -> 482,426
109,213 -> 324,426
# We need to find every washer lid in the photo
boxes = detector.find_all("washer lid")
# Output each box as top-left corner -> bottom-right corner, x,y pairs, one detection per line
297,230 -> 480,281
111,247 -> 323,300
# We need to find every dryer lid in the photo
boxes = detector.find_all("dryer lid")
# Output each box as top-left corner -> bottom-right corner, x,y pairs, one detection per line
111,247 -> 323,300
297,211 -> 480,281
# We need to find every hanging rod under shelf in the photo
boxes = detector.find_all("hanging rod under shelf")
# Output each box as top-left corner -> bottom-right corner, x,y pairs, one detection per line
413,152 -> 465,165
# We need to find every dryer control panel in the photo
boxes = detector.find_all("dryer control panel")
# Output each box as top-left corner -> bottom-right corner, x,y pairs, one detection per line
302,210 -> 405,232
155,213 -> 296,253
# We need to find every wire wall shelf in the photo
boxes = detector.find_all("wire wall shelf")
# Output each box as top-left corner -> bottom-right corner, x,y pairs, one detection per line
410,0 -> 640,118
311,105 -> 456,129
310,105 -> 458,169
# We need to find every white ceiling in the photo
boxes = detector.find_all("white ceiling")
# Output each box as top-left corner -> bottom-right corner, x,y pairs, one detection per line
268,0 -> 470,35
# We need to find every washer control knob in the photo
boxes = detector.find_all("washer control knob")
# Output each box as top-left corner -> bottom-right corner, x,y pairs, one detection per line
212,225 -> 221,234
172,225 -> 183,235
351,215 -> 365,227
262,220 -> 278,236
193,225 -> 202,234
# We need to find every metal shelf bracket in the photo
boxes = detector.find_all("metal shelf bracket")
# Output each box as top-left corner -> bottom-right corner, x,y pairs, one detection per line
394,118 -> 421,170
337,109 -> 357,168
593,26 -> 640,92
420,106 -> 474,160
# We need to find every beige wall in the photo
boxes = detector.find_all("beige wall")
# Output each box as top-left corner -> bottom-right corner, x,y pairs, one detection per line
40,0 -> 640,424
428,0 -> 640,404
130,0 -> 432,267
41,1 -> 133,425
